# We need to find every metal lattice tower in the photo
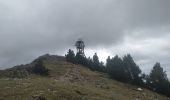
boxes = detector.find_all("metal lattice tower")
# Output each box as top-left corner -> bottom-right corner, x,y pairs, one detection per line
75,39 -> 85,56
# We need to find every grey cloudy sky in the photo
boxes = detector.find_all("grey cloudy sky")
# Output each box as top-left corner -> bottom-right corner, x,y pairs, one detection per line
0,0 -> 170,78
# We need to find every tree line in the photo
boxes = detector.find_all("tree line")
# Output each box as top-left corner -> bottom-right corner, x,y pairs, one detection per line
65,49 -> 170,97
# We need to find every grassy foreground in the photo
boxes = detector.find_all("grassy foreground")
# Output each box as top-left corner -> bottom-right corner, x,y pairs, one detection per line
0,56 -> 168,100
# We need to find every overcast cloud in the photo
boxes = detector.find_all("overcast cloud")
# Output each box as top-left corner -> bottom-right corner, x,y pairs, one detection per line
0,0 -> 170,78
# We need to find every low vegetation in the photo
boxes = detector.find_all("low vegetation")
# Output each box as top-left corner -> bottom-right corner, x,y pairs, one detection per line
0,47 -> 169,99
0,57 -> 168,100
32,59 -> 49,76
65,49 -> 170,97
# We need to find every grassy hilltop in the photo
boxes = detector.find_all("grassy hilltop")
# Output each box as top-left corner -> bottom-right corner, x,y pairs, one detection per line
0,54 -> 168,100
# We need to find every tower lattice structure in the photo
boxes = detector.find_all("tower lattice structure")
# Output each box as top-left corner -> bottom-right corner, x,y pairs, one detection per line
75,39 -> 85,56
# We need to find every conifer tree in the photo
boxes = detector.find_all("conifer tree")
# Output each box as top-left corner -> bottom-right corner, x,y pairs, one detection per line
106,55 -> 126,81
123,54 -> 142,83
149,63 -> 168,82
148,62 -> 170,96
75,52 -> 87,66
87,57 -> 94,70
65,49 -> 75,63
106,56 -> 111,71
99,61 -> 106,72
92,53 -> 100,71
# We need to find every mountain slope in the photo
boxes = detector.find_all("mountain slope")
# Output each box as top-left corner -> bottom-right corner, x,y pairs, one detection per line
0,54 -> 168,100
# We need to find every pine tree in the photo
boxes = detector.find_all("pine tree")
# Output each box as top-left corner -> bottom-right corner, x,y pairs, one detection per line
99,61 -> 106,72
75,52 -> 87,66
148,62 -> 170,96
65,49 -> 75,63
106,55 -> 126,81
123,54 -> 142,83
87,57 -> 94,70
149,63 -> 168,82
106,56 -> 111,71
92,53 -> 100,71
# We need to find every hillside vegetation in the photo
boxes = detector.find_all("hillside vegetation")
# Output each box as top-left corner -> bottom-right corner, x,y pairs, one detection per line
0,54 -> 169,100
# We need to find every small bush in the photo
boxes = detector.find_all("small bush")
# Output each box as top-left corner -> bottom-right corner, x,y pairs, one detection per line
32,60 -> 49,76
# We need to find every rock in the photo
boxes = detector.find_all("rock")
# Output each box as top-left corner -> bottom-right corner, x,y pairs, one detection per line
75,90 -> 82,95
137,88 -> 143,91
32,95 -> 46,100
75,90 -> 86,95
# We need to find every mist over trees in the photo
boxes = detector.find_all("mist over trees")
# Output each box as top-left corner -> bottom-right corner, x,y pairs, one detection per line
65,49 -> 170,97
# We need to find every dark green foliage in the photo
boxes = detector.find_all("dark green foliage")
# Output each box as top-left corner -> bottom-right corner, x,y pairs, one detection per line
86,57 -> 94,70
123,54 -> 142,84
106,55 -> 126,81
106,56 -> 111,70
147,62 -> 170,96
92,53 -> 106,72
93,53 -> 100,68
75,52 -> 88,66
92,53 -> 99,71
99,61 -> 106,72
149,63 -> 168,81
66,49 -> 89,66
65,49 -> 170,97
106,54 -> 142,85
32,59 -> 49,76
65,50 -> 105,72
65,49 -> 76,63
